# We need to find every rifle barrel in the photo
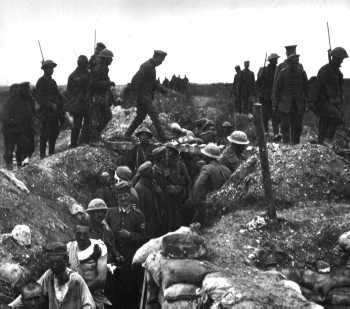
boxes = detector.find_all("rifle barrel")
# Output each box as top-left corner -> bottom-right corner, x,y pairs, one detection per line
38,40 -> 44,63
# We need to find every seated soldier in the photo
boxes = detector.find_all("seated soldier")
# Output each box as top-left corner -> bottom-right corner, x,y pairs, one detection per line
219,130 -> 249,172
67,221 -> 110,309
9,242 -> 95,309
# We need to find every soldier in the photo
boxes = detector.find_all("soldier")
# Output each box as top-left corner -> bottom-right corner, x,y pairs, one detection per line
256,53 -> 280,134
162,144 -> 192,229
163,77 -> 170,88
89,42 -> 106,72
86,199 -> 123,265
123,127 -> 156,173
2,84 -> 35,169
190,143 -> 231,223
67,55 -> 90,147
89,49 -> 115,142
232,65 -> 242,114
312,47 -> 348,146
67,222 -> 110,308
36,60 -> 65,158
271,45 -> 301,140
275,54 -> 308,144
218,121 -> 233,145
124,50 -> 168,141
105,180 -> 145,309
220,130 -> 249,172
240,61 -> 256,114
95,171 -> 117,208
134,161 -> 163,238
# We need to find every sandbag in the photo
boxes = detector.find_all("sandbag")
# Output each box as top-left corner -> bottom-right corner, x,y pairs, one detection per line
161,233 -> 207,259
161,259 -> 216,290
133,226 -> 193,265
164,284 -> 200,302
144,252 -> 163,286
201,272 -> 235,302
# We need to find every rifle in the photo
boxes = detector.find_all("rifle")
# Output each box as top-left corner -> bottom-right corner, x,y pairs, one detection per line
263,52 -> 267,68
37,40 -> 45,64
327,22 -> 332,62
94,29 -> 97,52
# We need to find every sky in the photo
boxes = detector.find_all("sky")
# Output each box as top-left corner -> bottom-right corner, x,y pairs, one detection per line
1,0 -> 350,85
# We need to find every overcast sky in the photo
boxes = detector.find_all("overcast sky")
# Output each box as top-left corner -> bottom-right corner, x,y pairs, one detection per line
1,0 -> 350,85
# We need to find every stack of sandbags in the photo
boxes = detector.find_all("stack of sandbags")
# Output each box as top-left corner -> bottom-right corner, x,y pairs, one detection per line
134,226 -> 212,308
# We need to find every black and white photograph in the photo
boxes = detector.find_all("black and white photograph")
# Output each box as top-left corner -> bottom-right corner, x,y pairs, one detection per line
0,0 -> 350,308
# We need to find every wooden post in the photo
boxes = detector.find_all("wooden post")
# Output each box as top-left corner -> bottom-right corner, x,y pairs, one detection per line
253,103 -> 276,219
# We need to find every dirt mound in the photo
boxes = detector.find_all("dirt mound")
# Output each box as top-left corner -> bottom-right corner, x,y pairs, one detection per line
0,145 -> 120,302
209,143 -> 350,214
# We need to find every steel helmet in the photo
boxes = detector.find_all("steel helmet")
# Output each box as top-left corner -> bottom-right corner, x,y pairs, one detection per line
227,131 -> 250,145
331,47 -> 349,60
200,143 -> 222,159
87,198 -> 107,212
268,53 -> 280,61
222,121 -> 233,128
99,48 -> 114,58
41,60 -> 57,69
137,161 -> 153,176
135,127 -> 152,137
115,166 -> 132,181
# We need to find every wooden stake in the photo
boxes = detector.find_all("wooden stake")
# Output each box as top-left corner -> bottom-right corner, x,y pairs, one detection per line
253,103 -> 276,219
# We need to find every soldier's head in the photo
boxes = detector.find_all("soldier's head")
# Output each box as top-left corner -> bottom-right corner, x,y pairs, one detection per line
153,50 -> 167,66
100,171 -> 113,185
287,54 -> 300,68
331,47 -> 349,68
244,61 -> 250,69
227,130 -> 249,155
86,198 -> 108,223
268,53 -> 280,66
21,281 -> 44,309
135,127 -> 153,144
41,60 -> 57,76
77,55 -> 88,69
45,242 -> 68,276
99,49 -> 114,66
74,220 -> 91,250
285,45 -> 297,57
95,42 -> 106,55
235,65 -> 241,73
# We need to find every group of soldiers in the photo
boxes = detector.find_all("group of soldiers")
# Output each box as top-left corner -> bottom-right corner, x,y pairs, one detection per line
232,44 -> 348,146
162,75 -> 189,94
8,120 -> 251,309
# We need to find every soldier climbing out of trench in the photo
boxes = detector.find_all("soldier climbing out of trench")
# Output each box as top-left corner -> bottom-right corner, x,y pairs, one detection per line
124,50 -> 168,141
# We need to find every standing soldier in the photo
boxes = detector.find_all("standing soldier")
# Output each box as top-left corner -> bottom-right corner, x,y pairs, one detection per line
2,84 -> 34,169
275,54 -> 308,144
89,48 -> 115,142
67,55 -> 90,147
232,65 -> 242,114
240,61 -> 256,115
36,60 -> 64,158
256,53 -> 280,134
89,42 -> 106,71
124,50 -> 168,141
311,47 -> 348,147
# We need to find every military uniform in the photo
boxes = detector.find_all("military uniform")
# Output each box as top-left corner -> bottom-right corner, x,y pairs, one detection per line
67,66 -> 90,146
219,145 -> 244,172
2,84 -> 35,168
256,63 -> 279,134
123,142 -> 156,173
315,62 -> 344,144
35,74 -> 64,158
105,186 -> 145,309
275,60 -> 308,144
89,63 -> 114,142
232,71 -> 241,113
125,58 -> 166,140
239,68 -> 256,114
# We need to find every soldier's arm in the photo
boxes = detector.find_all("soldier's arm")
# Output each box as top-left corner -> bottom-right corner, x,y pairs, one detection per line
87,243 -> 108,291
35,78 -> 50,108
191,167 -> 210,203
